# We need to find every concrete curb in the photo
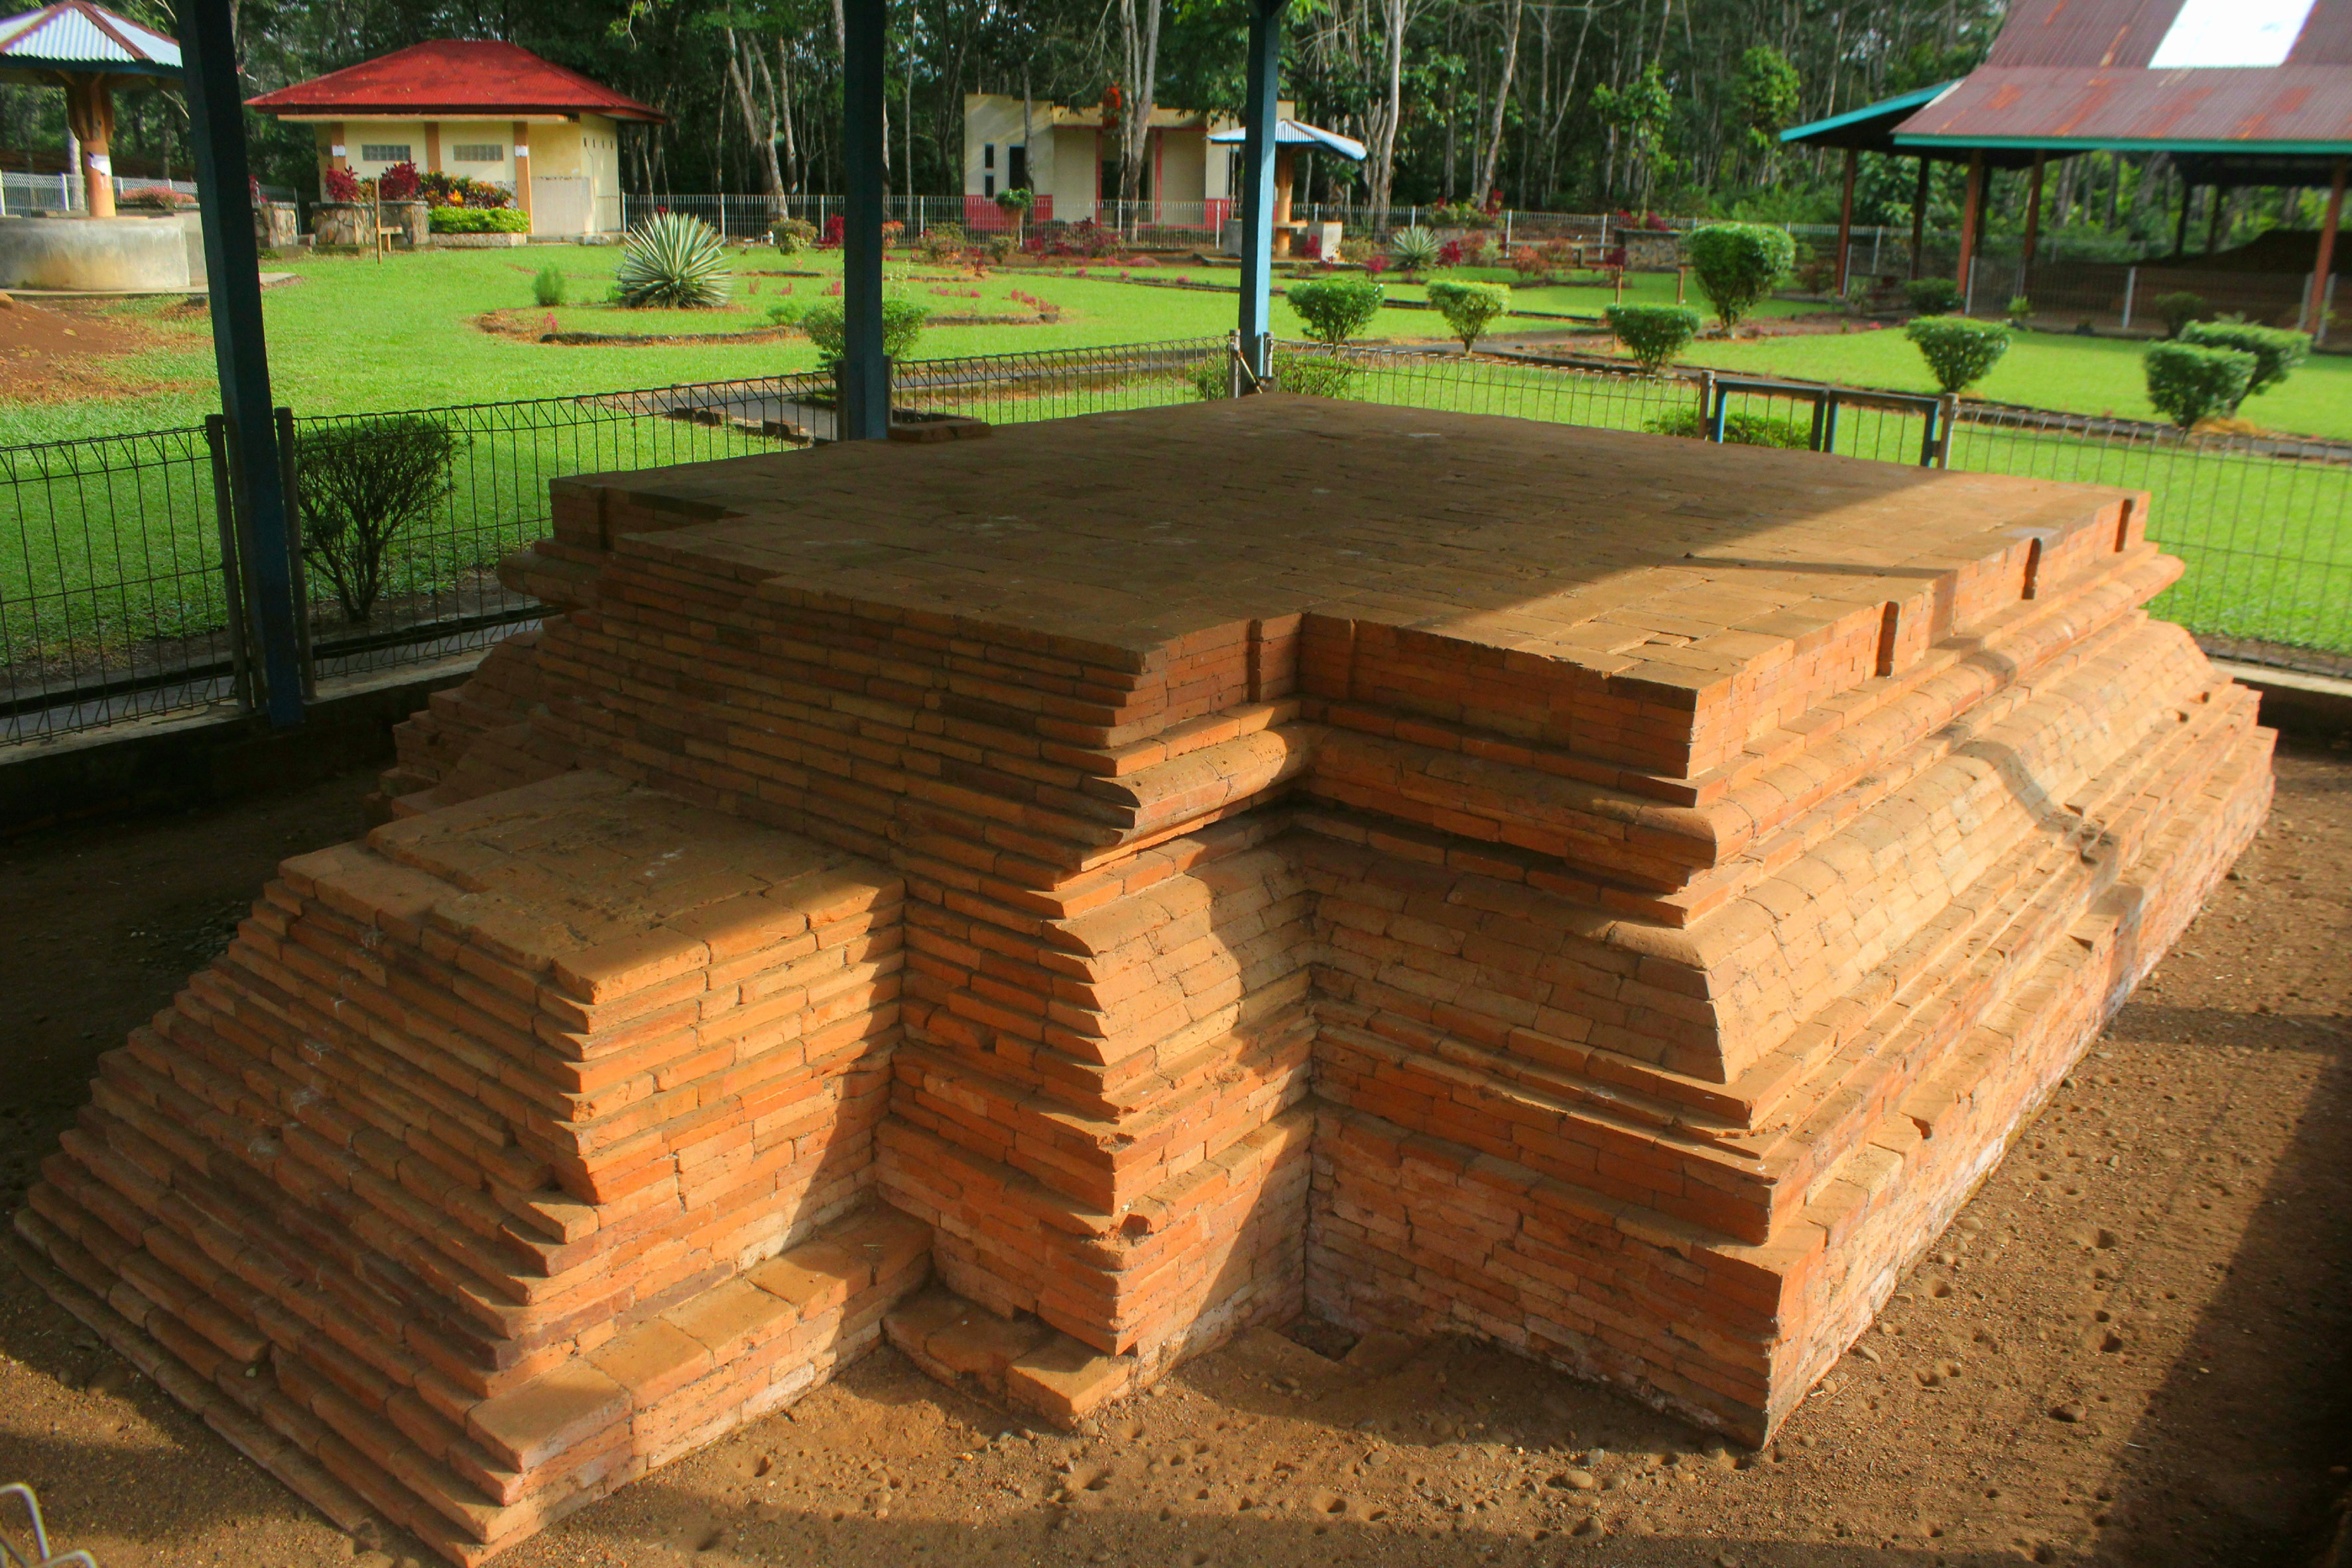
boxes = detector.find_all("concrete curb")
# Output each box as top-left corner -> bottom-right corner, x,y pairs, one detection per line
0,651 -> 481,835
2213,658 -> 2352,739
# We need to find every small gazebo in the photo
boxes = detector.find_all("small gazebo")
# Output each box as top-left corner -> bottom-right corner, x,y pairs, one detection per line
1207,117 -> 1365,255
0,0 -> 182,217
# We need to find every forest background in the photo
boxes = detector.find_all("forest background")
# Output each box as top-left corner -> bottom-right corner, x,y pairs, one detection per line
1,0 -> 2334,263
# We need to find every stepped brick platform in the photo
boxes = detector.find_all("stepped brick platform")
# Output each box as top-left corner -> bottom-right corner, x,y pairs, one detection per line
15,396 -> 2270,1561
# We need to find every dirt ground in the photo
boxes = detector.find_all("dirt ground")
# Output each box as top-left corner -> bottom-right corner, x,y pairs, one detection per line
0,294 -> 203,404
1,737 -> 2346,1568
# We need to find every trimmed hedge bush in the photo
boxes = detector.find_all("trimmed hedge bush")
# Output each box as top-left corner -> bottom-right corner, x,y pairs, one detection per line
1286,276 -> 1387,347
1644,407 -> 1810,448
771,216 -> 819,253
1603,304 -> 1702,372
2144,341 -> 2257,429
1904,315 -> 2011,394
294,416 -> 462,623
2179,320 -> 2310,405
799,298 -> 932,365
2151,291 -> 2206,338
430,206 -> 530,234
1188,349 -> 1358,400
1686,223 -> 1794,328
1425,278 -> 1511,352
1904,277 -> 1963,315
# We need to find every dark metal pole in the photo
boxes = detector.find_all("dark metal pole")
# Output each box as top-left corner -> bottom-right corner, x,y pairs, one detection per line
839,0 -> 889,440
1235,0 -> 1286,384
1834,148 -> 1856,296
179,0 -> 304,726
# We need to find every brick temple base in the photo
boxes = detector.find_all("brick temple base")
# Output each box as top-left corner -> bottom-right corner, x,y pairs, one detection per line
14,398 -> 2271,1561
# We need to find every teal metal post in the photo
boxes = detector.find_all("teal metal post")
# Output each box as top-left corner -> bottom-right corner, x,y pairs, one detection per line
180,0 -> 304,725
839,0 -> 889,439
1236,0 -> 1286,383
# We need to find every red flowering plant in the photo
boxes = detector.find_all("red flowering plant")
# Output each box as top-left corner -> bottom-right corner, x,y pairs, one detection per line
1437,239 -> 1463,268
322,166 -> 359,202
378,160 -> 420,201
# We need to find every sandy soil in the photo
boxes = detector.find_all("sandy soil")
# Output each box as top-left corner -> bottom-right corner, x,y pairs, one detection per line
1,740 -> 2346,1568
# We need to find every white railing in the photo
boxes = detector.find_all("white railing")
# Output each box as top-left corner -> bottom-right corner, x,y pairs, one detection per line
0,171 -> 295,217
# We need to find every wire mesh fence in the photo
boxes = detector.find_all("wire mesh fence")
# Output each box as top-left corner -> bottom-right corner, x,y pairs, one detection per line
3,336 -> 2343,749
0,425 -> 241,737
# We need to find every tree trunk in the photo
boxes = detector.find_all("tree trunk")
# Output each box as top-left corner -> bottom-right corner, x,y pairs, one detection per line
1473,0 -> 1523,206
1369,0 -> 1409,230
1117,0 -> 1164,218
726,29 -> 786,198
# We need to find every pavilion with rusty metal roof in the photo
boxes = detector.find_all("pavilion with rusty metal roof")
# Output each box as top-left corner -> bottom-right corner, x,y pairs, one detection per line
1783,0 -> 2352,330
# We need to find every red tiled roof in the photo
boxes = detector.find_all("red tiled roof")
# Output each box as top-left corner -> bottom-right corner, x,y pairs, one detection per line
245,39 -> 662,122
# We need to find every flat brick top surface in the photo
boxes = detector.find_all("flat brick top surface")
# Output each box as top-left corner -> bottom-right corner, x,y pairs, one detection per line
574,395 -> 2138,690
287,771 -> 890,1006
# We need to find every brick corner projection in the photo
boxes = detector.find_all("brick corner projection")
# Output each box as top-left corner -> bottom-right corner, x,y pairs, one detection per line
14,396 -> 2272,1561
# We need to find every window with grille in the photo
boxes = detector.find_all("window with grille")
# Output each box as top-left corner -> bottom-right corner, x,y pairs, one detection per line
359,144 -> 411,163
452,144 -> 505,163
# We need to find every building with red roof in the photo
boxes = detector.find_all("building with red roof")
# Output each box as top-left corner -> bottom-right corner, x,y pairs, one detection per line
247,40 -> 662,237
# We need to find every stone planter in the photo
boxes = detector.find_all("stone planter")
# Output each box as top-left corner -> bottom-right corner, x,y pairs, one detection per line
311,202 -> 367,247
255,200 -> 299,251
385,200 -> 430,249
431,231 -> 530,248
1620,229 -> 1683,271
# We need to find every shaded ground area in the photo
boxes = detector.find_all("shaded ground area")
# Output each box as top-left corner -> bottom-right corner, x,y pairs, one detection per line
0,741 -> 2345,1568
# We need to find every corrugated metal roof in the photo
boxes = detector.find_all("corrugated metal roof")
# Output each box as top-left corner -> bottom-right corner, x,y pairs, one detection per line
0,1 -> 180,73
1893,63 -> 2352,149
1984,0 -> 2352,66
245,39 -> 662,122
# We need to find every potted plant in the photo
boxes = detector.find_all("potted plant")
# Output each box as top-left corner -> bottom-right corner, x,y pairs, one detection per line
995,186 -> 1034,246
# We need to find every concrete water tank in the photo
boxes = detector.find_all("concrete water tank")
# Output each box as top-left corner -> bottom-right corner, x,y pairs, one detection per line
0,213 -> 194,292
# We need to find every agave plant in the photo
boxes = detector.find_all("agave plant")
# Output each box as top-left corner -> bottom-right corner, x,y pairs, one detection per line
616,212 -> 732,308
1389,225 -> 1440,273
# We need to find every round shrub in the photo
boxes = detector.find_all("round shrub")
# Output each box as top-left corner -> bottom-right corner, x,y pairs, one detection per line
920,223 -> 968,265
1271,352 -> 1359,398
798,298 -> 932,365
2178,320 -> 2309,405
1425,278 -> 1511,353
616,212 -> 731,308
2152,291 -> 2206,338
1685,223 -> 1795,328
1286,276 -> 1387,347
1904,315 -> 2011,394
2144,341 -> 2257,430
1904,277 -> 1963,315
771,216 -> 819,254
1603,304 -> 1702,373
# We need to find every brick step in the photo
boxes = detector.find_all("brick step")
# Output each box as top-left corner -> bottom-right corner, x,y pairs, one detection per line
12,1197 -> 929,1565
885,1284 -> 1139,1427
1302,545 -> 2176,886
